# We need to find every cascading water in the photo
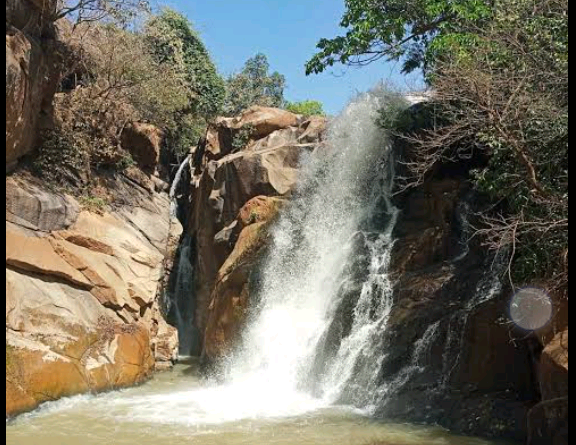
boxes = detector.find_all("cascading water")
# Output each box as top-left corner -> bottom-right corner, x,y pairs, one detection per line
169,154 -> 192,217
169,235 -> 197,356
212,88 -> 403,416
165,154 -> 198,355
7,89 -> 518,445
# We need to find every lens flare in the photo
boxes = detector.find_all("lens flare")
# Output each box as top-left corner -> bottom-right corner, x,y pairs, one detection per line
509,287 -> 552,330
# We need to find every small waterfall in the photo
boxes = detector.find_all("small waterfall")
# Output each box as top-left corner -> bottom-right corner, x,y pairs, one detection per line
439,256 -> 504,390
170,154 -> 192,217
164,235 -> 198,356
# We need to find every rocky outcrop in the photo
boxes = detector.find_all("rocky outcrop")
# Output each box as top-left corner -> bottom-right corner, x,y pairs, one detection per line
187,108 -> 326,347
121,123 -> 163,173
6,175 -> 180,417
203,196 -> 285,360
6,0 -> 60,172
205,106 -> 303,160
527,329 -> 568,444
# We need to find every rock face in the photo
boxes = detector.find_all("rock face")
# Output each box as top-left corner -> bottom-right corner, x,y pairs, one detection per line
205,106 -> 304,159
527,329 -> 568,445
6,175 -> 180,417
6,0 -> 59,171
121,123 -> 163,173
367,175 -> 539,441
203,196 -> 285,359
185,108 -> 326,353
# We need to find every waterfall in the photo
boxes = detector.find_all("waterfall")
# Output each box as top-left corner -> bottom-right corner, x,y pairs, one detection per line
163,235 -> 198,356
170,154 -> 192,217
212,88 -> 404,416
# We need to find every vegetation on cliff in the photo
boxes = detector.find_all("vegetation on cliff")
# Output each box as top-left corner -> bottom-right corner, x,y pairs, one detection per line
30,5 -> 225,190
309,0 -> 568,294
285,100 -> 326,117
224,53 -> 286,116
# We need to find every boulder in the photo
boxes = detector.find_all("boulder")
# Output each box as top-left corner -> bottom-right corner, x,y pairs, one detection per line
527,329 -> 568,444
6,177 -> 80,231
298,116 -> 328,144
203,197 -> 285,360
6,323 -> 155,417
189,107 -> 326,343
192,144 -> 310,335
120,123 -> 163,172
540,329 -> 568,401
206,106 -> 302,159
5,177 -> 181,417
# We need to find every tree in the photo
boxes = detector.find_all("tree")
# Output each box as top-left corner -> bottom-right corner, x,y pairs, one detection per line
224,53 -> 286,116
285,100 -> 325,117
145,9 -> 226,155
388,0 -> 568,290
305,0 -> 492,75
55,0 -> 150,25
145,9 -> 226,118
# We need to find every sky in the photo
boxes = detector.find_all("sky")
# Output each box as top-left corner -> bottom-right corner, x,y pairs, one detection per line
164,0 -> 424,115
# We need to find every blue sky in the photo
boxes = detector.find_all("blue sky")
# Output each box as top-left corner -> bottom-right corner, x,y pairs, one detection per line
163,0 -> 424,115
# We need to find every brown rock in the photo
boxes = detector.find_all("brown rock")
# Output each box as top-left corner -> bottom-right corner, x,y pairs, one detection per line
6,0 -> 59,171
121,122 -> 163,172
6,227 -> 93,289
6,178 -> 80,231
5,175 -> 180,417
236,106 -> 301,139
204,197 -> 284,361
190,108 -> 325,340
539,329 -> 568,401
55,231 -> 115,256
206,107 -> 302,159
298,116 -> 328,144
6,323 -> 155,418
238,196 -> 285,228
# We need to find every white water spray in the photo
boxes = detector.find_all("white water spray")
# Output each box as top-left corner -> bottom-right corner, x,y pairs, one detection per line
212,88 -> 402,418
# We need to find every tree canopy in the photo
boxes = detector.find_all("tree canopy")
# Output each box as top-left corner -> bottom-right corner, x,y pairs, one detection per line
224,54 -> 286,116
285,100 -> 325,117
305,0 -> 492,75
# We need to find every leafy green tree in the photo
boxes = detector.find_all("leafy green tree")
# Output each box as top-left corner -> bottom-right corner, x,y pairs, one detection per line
285,100 -> 325,117
224,53 -> 286,116
387,0 -> 568,290
305,0 -> 492,75
145,9 -> 226,155
145,9 -> 225,118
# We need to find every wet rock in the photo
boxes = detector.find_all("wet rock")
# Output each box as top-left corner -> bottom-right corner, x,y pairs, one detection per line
203,197 -> 285,361
190,108 -> 325,339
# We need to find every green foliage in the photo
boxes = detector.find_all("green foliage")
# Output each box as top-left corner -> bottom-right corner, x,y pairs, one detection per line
145,9 -> 226,118
144,8 -> 226,155
305,0 -> 492,75
387,0 -> 568,288
285,100 -> 325,117
79,195 -> 109,213
231,125 -> 254,152
224,54 -> 286,116
52,8 -> 225,174
115,152 -> 136,171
